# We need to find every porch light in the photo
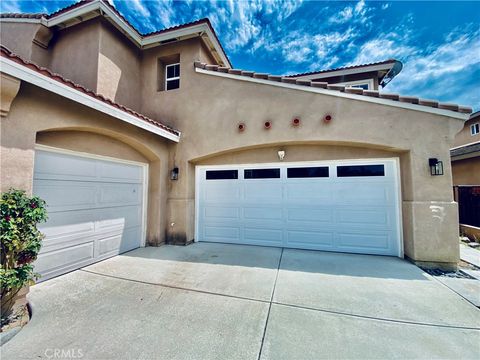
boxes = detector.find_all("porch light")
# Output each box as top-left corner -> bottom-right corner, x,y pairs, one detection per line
170,167 -> 179,180
428,158 -> 443,176
278,150 -> 285,161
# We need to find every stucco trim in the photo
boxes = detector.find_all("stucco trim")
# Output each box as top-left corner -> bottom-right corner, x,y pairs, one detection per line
195,67 -> 470,120
1,56 -> 180,142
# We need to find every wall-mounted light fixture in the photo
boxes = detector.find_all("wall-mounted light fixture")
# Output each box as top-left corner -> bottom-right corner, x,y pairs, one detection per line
170,166 -> 179,180
428,158 -> 443,176
278,150 -> 285,161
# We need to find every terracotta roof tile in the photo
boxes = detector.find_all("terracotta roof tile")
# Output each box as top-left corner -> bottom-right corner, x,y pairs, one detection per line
195,61 -> 472,115
285,59 -> 398,78
1,1 -> 232,67
1,45 -> 179,136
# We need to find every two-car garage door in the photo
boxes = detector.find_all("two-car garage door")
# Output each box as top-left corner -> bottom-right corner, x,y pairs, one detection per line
33,148 -> 146,281
196,159 -> 401,256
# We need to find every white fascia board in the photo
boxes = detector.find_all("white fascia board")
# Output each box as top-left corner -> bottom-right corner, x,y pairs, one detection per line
293,63 -> 395,81
196,67 -> 469,120
450,140 -> 480,150
1,57 -> 180,142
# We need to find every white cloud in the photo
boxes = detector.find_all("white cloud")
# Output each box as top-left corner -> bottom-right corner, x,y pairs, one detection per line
0,0 -> 21,13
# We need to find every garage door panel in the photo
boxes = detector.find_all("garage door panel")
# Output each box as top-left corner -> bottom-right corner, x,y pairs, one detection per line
98,183 -> 142,207
337,231 -> 392,251
98,162 -> 143,183
244,206 -> 283,220
34,182 -> 97,212
197,160 -> 400,256
336,208 -> 391,227
287,207 -> 333,223
286,230 -> 335,248
34,241 -> 95,277
285,182 -> 332,202
244,227 -> 283,245
202,182 -> 240,202
204,206 -> 240,220
244,182 -> 282,202
34,151 -> 97,181
33,149 -> 145,280
204,225 -> 240,241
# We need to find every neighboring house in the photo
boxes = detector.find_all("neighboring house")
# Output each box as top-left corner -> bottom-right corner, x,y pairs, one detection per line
451,111 -> 480,186
451,111 -> 480,234
0,0 -> 473,279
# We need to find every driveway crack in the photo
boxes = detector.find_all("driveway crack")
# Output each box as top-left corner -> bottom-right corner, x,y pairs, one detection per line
257,247 -> 284,360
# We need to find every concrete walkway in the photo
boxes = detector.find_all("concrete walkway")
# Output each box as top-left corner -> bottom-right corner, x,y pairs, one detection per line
461,243 -> 480,267
2,243 -> 480,359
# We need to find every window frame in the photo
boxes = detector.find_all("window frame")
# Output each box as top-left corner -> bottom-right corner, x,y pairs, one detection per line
471,123 -> 479,136
165,63 -> 180,91
337,79 -> 374,90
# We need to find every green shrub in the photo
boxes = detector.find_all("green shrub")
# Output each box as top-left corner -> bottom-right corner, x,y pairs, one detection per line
1,189 -> 47,319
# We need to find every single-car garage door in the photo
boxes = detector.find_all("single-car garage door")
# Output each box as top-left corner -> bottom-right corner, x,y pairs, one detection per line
33,147 -> 146,281
196,159 -> 402,256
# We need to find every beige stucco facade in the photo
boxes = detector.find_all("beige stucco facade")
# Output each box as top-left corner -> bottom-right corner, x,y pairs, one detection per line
0,14 -> 469,268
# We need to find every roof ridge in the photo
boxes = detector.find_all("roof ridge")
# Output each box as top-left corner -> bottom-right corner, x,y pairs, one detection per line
285,59 -> 398,78
0,44 -> 180,136
194,61 -> 472,115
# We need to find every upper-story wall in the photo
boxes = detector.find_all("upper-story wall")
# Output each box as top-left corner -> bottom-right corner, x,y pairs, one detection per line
96,19 -> 141,110
48,19 -> 100,93
140,37 -> 205,127
0,22 -> 51,66
453,116 -> 480,147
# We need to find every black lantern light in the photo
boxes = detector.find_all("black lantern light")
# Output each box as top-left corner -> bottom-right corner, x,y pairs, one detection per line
428,158 -> 443,176
170,167 -> 179,180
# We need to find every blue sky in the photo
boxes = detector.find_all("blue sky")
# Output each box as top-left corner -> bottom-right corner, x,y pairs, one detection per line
1,1 -> 479,109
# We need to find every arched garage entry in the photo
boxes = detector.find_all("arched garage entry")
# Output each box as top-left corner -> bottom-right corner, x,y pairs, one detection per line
33,129 -> 157,281
192,143 -> 404,257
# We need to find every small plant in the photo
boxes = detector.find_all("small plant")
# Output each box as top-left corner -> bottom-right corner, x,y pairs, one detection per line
1,189 -> 47,320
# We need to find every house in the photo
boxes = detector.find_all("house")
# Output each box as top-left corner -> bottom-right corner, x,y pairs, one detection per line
0,0 -> 473,279
451,111 -> 480,239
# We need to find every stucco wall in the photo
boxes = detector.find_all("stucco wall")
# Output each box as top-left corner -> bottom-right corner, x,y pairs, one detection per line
145,61 -> 463,265
452,158 -> 480,185
48,19 -> 101,92
1,83 -> 171,245
97,19 -> 142,111
0,22 -> 39,59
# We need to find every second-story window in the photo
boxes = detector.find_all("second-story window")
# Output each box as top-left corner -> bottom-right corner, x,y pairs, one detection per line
165,63 -> 180,91
471,123 -> 479,136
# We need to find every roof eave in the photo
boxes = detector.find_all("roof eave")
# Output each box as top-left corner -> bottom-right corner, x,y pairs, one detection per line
0,0 -> 231,67
0,55 -> 180,142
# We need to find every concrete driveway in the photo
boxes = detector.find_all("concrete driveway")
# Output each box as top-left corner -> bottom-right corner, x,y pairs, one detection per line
2,243 -> 480,359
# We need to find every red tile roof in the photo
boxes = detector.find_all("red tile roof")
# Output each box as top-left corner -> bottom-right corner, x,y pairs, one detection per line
0,0 -> 232,67
0,45 -> 180,136
194,61 -> 472,115
285,59 -> 398,78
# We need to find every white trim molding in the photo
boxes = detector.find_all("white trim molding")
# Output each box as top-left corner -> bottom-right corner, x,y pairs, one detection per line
1,56 -> 180,142
195,68 -> 470,120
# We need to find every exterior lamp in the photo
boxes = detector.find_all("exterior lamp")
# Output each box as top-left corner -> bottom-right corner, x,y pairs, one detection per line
170,167 -> 179,180
428,158 -> 443,176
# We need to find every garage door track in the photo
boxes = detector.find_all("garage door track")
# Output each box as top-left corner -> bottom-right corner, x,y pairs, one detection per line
2,243 -> 480,359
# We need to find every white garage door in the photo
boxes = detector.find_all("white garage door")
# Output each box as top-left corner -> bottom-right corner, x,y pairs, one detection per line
196,159 -> 402,256
33,148 -> 146,281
